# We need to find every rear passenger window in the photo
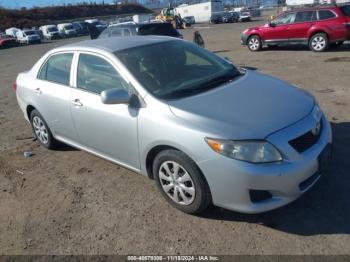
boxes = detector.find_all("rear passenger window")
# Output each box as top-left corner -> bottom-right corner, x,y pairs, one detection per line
295,11 -> 317,22
123,28 -> 131,36
318,10 -> 336,20
77,54 -> 129,94
110,27 -> 122,37
38,53 -> 73,86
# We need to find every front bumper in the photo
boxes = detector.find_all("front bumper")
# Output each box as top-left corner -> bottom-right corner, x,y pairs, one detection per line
197,112 -> 332,214
241,33 -> 248,45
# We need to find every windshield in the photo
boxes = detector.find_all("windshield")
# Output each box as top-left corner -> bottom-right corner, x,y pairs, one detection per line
64,25 -> 73,30
24,30 -> 36,35
138,23 -> 179,37
47,27 -> 57,32
340,5 -> 350,16
115,40 -> 242,100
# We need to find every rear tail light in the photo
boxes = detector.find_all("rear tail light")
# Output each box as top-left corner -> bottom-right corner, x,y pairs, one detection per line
12,81 -> 17,92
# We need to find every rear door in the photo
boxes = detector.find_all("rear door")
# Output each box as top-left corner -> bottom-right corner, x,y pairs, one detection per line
286,10 -> 317,42
263,12 -> 296,44
33,52 -> 78,141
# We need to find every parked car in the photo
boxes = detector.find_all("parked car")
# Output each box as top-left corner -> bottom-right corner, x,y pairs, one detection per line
241,5 -> 350,52
0,34 -> 17,48
238,11 -> 252,22
39,25 -> 60,40
16,30 -> 41,44
72,21 -> 89,36
32,27 -> 43,39
98,22 -> 182,39
183,16 -> 196,25
210,13 -> 224,24
85,19 -> 107,32
229,11 -> 240,22
57,23 -> 77,38
14,36 -> 332,214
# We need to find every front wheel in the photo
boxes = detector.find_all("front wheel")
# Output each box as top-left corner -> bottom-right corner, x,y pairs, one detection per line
153,150 -> 212,214
309,33 -> 328,52
247,35 -> 262,51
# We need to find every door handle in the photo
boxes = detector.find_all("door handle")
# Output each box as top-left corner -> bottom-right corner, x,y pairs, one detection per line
34,88 -> 42,94
72,99 -> 83,107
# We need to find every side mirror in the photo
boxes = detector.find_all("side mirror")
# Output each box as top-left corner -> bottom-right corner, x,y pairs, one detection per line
101,88 -> 130,105
269,21 -> 276,27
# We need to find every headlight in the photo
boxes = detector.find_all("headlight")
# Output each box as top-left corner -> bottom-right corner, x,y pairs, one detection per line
205,138 -> 283,163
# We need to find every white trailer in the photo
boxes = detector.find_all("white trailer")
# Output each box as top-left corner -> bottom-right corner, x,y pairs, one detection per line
174,0 -> 224,23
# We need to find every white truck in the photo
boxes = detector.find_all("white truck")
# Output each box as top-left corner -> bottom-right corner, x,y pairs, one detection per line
57,23 -> 77,38
39,25 -> 60,40
5,27 -> 20,38
174,0 -> 224,23
132,14 -> 151,23
16,29 -> 41,44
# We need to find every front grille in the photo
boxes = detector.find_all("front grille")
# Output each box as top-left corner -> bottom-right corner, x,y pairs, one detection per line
289,122 -> 323,153
299,172 -> 320,191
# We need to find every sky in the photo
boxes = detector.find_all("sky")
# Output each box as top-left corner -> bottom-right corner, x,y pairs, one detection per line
0,0 -> 116,9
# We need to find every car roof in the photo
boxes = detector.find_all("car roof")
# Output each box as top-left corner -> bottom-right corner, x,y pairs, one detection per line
60,35 -> 178,53
285,5 -> 341,12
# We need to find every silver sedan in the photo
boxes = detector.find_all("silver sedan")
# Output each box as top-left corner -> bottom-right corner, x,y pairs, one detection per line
15,36 -> 332,214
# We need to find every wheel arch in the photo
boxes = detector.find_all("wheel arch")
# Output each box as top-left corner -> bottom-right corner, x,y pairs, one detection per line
145,145 -> 180,179
26,105 -> 36,119
308,30 -> 329,42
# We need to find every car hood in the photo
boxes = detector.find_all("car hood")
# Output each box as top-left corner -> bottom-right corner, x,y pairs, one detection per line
168,70 -> 314,139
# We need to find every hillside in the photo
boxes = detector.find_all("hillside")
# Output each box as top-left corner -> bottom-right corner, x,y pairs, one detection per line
0,3 -> 152,30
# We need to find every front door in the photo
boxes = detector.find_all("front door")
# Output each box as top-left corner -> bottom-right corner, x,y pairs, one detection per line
70,52 -> 140,169
264,12 -> 296,44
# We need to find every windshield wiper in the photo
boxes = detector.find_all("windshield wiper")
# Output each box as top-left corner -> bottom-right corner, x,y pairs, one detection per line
163,73 -> 241,99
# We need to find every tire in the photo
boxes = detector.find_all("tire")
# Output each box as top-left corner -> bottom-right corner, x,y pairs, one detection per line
30,109 -> 58,149
309,33 -> 328,52
247,35 -> 262,51
153,149 -> 212,214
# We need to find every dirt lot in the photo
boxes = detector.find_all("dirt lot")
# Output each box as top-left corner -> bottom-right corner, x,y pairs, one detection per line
1,16 -> 350,255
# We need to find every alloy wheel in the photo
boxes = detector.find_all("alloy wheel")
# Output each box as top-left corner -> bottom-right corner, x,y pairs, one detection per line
158,161 -> 195,205
311,36 -> 326,51
32,116 -> 49,144
249,37 -> 260,51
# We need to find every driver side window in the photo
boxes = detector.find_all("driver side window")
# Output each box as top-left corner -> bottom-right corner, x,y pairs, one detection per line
77,53 -> 129,94
274,12 -> 296,25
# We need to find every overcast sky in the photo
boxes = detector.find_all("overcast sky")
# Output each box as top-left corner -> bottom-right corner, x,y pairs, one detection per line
0,0 -> 115,9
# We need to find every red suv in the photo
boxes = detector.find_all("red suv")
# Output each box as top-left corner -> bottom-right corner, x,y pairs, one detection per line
241,5 -> 350,52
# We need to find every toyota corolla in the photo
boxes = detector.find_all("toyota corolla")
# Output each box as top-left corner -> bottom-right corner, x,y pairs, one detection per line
15,36 -> 332,214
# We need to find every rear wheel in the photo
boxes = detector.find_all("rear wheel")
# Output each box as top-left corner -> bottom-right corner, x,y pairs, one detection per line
247,35 -> 262,51
153,150 -> 212,214
30,109 -> 59,149
309,33 -> 328,52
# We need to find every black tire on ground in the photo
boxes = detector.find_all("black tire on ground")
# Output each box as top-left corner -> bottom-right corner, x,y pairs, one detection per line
309,33 -> 329,52
247,35 -> 262,51
30,109 -> 59,149
153,149 -> 212,214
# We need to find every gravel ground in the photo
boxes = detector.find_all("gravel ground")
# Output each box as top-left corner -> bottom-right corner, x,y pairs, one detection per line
0,15 -> 350,255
